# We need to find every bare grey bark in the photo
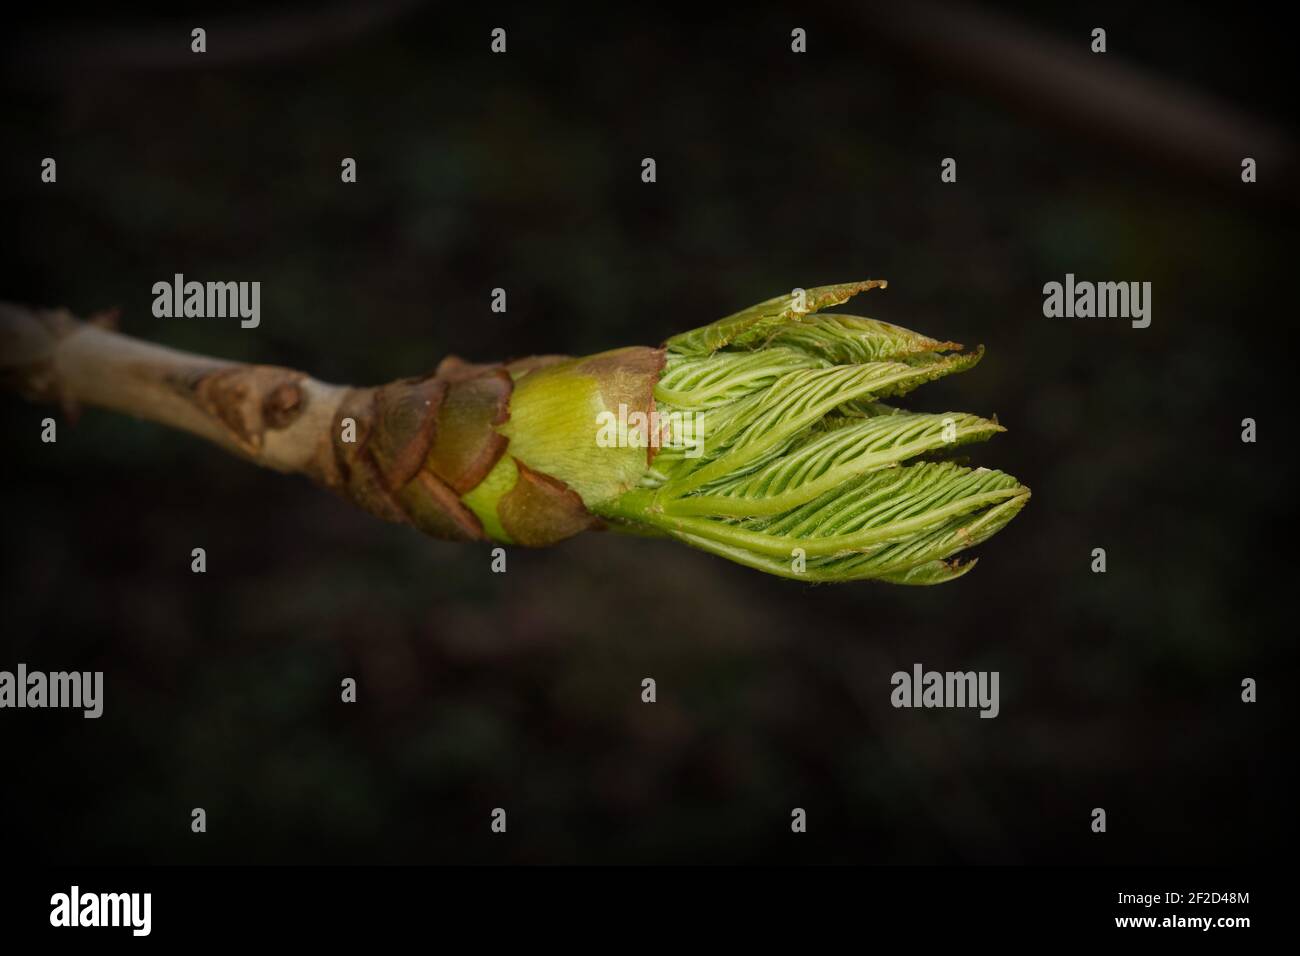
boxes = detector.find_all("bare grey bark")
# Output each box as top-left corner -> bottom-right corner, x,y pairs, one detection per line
0,302 -> 346,481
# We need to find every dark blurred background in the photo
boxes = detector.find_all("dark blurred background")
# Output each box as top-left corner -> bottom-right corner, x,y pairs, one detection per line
1,2 -> 1293,864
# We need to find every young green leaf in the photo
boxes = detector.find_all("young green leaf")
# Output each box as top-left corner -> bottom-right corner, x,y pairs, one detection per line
665,411 -> 1004,518
599,279 -> 1031,584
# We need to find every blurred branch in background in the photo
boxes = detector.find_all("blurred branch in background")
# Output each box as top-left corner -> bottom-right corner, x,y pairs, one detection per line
867,0 -> 1295,203
7,0 -> 426,72
10,1 -> 1290,202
